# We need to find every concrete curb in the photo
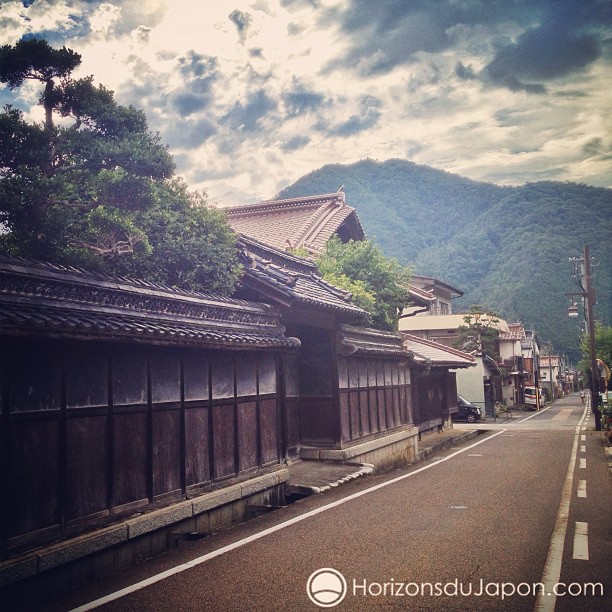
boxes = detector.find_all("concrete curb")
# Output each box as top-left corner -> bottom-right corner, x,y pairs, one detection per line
287,463 -> 375,496
416,430 -> 482,462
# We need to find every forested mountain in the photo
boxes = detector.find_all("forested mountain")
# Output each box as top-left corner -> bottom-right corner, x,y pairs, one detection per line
276,159 -> 612,362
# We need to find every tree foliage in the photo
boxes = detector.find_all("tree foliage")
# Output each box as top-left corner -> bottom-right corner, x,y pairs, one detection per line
317,236 -> 411,330
580,324 -> 612,389
453,305 -> 501,360
0,38 -> 240,293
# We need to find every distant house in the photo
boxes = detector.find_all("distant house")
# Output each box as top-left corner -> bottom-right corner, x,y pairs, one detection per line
521,329 -> 542,388
499,323 -> 527,406
399,309 -> 507,415
403,275 -> 463,316
539,354 -> 563,399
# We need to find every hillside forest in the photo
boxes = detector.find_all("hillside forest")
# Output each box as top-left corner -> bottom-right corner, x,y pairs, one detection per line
277,159 -> 612,364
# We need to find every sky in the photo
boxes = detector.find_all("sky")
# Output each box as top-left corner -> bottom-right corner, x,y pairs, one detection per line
0,0 -> 611,205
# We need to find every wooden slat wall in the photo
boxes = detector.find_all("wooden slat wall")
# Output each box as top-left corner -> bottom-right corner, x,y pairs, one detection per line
0,337 -> 282,558
337,357 -> 412,445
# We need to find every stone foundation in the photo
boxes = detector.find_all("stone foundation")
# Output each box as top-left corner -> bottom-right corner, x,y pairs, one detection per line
1,468 -> 288,606
300,426 -> 419,471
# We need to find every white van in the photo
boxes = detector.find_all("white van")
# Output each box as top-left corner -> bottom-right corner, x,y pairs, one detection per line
524,386 -> 543,409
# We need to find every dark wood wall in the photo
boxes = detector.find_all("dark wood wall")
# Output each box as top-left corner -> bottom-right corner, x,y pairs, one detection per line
0,337 -> 282,558
338,356 -> 412,444
412,369 -> 455,430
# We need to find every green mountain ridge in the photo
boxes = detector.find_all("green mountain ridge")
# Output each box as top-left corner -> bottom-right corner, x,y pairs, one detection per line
277,159 -> 612,363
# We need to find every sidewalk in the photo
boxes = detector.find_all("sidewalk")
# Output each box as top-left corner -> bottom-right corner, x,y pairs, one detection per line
286,425 -> 482,495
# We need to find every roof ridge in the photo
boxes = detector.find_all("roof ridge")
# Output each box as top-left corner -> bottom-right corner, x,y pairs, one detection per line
400,332 -> 475,361
292,199 -> 347,251
226,192 -> 344,216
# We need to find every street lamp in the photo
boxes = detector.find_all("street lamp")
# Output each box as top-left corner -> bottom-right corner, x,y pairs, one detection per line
567,245 -> 601,430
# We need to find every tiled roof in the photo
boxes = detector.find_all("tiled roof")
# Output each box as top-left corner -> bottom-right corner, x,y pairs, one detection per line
407,285 -> 435,305
226,191 -> 365,254
339,324 -> 412,358
238,238 -> 366,321
0,256 -> 299,349
410,275 -> 463,298
500,323 -> 526,341
401,333 -> 476,368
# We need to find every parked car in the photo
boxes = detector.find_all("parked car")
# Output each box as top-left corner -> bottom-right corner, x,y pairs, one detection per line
452,395 -> 482,423
524,386 -> 543,410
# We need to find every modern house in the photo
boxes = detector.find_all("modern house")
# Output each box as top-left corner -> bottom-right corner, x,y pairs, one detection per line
399,305 -> 509,415
539,354 -> 563,400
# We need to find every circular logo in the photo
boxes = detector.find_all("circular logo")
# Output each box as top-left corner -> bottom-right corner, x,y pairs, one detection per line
306,568 -> 347,608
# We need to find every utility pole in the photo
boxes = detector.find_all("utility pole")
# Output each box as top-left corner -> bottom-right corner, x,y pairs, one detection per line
583,245 -> 601,430
548,347 -> 554,403
568,245 -> 600,430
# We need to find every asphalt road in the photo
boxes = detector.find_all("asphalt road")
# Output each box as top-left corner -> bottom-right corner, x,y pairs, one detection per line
42,394 -> 611,612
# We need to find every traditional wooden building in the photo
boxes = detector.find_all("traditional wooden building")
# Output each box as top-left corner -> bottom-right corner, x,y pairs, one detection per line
236,237 -> 417,467
0,256 -> 298,564
402,333 -> 476,432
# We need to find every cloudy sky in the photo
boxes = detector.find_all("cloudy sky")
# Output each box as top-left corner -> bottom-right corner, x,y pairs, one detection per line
1,0 -> 611,205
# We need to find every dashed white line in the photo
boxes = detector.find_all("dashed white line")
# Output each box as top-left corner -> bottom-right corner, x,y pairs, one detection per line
534,403 -> 589,612
573,522 -> 589,560
577,480 -> 587,498
580,434 -> 586,442
580,445 -> 586,453
579,457 -> 586,469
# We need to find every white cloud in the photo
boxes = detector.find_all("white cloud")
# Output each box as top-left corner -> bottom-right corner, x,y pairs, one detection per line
0,0 -> 610,204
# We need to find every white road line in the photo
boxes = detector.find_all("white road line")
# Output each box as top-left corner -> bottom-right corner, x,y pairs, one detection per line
573,522 -> 589,560
581,434 -> 586,442
70,430 -> 508,612
516,405 -> 553,423
580,457 -> 586,469
534,403 -> 589,612
577,480 -> 587,498
580,445 -> 586,452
